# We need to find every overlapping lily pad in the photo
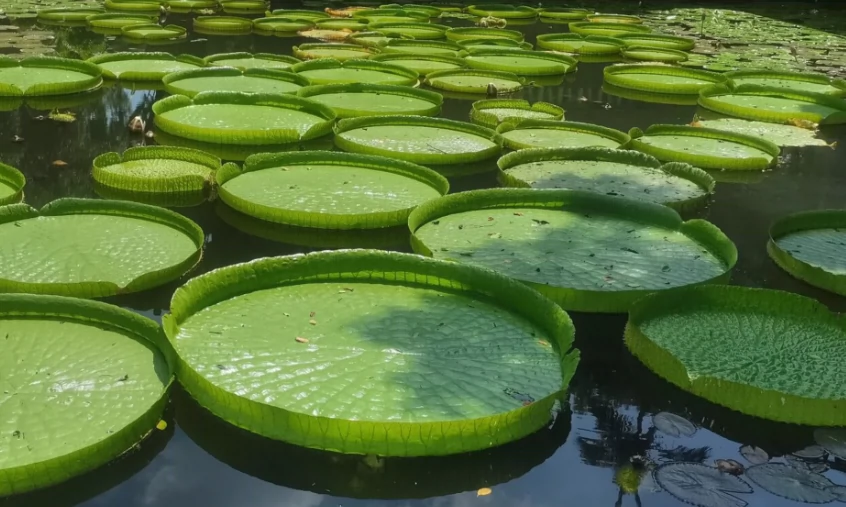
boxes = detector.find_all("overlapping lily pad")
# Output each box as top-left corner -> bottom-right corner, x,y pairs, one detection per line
467,4 -> 537,19
0,162 -> 25,206
746,464 -> 839,503
335,115 -> 503,166
347,31 -> 395,48
445,27 -> 525,42
292,43 -> 375,61
424,68 -> 525,95
121,24 -> 187,43
204,52 -> 301,70
0,199 -> 203,297
164,67 -> 308,97
498,148 -> 714,210
0,293 -> 172,496
164,249 -> 579,456
298,83 -> 441,117
536,34 -> 624,55
699,84 -> 846,125
217,151 -> 448,229
292,58 -> 419,86
370,53 -> 467,75
89,52 -> 203,81
464,48 -> 577,76
725,70 -> 846,96
85,13 -> 157,34
626,124 -> 780,170
768,210 -> 846,296
379,39 -> 463,56
409,189 -> 735,312
616,33 -> 696,51
37,7 -> 104,27
0,56 -> 102,97
604,64 -> 725,95
622,47 -> 689,63
625,285 -> 846,425
497,119 -> 630,150
153,91 -> 336,145
470,99 -> 564,128
369,21 -> 449,40
569,21 -> 651,37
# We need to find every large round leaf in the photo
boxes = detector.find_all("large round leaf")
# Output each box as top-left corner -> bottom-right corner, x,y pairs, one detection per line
252,17 -> 315,35
164,250 -> 579,456
457,38 -> 533,51
292,43 -> 375,61
653,463 -> 752,507
424,68 -> 525,95
464,48 -> 577,76
725,70 -> 846,97
217,151 -> 448,229
409,189 -> 736,313
0,294 -> 172,496
616,33 -> 695,51
622,47 -> 688,63
379,39 -> 463,56
536,34 -> 625,55
203,52 -> 302,71
88,52 -> 203,81
291,58 -> 419,86
699,84 -> 846,125
163,67 -> 308,97
693,118 -> 830,147
314,18 -> 368,31
0,162 -> 25,206
85,13 -> 156,34
445,27 -> 525,42
0,56 -> 102,97
745,464 -> 838,502
269,8 -> 329,20
219,0 -> 266,15
586,14 -> 643,24
497,119 -> 629,150
0,199 -> 203,298
604,64 -> 725,95
467,4 -> 537,19
297,83 -> 442,117
626,285 -> 846,425
569,21 -> 651,37
370,53 -> 467,76
193,16 -> 253,35
369,21 -> 449,40
652,412 -> 697,437
538,8 -> 589,21
470,99 -> 564,129
121,24 -> 187,42
37,7 -> 103,26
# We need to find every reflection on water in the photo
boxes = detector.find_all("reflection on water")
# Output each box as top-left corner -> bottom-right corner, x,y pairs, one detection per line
2,2 -> 846,506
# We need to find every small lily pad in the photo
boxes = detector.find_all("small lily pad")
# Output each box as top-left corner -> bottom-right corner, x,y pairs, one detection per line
653,462 -> 752,507
653,412 -> 697,437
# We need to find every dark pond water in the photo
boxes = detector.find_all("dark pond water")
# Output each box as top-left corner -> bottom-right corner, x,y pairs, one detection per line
2,3 -> 846,507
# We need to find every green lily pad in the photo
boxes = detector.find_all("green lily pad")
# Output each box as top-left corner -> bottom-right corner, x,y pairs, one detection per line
391,4 -> 442,17
458,38 -> 534,50
497,119 -> 629,150
105,0 -> 163,13
152,130 -> 332,163
497,148 -> 714,211
166,0 -> 216,13
379,39 -> 463,56
91,146 -> 228,206
464,48 -> 577,76
569,21 -> 651,37
219,0 -> 266,15
36,7 -> 104,27
424,68 -> 525,95
293,43 -> 375,61
297,83 -> 442,117
410,189 -> 735,312
352,8 -> 430,22
445,27 -> 524,42
204,52 -> 302,71
623,46 -> 689,63
164,250 -> 578,456
586,14 -> 643,24
602,83 -> 701,106
334,115 -> 502,166
626,124 -> 780,171
0,199 -> 203,297
217,151 -> 447,229
370,53 -> 467,75
625,285 -> 846,426
725,70 -> 846,97
121,24 -> 187,42
292,58 -> 419,86
768,210 -> 846,296
536,34 -> 624,55
616,33 -> 695,51
252,17 -> 315,35
694,118 -> 830,147
88,52 -> 203,81
699,84 -> 846,125
467,4 -> 537,19
314,18 -> 368,31
537,7 -> 589,21
0,294 -> 172,496
369,21 -> 448,40
0,56 -> 102,97
193,16 -> 253,35
347,31 -> 396,48
604,64 -> 725,95
85,13 -> 157,34
269,9 -> 329,20
163,67 -> 308,97
153,91 -> 336,145
0,162 -> 25,206
470,99 -> 564,128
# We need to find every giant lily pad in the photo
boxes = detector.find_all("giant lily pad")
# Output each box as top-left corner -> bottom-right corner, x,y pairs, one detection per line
0,56 -> 102,97
153,91 -> 336,145
470,99 -> 564,128
602,83 -> 700,106
121,24 -> 187,42
347,31 -> 397,48
204,52 -> 301,71
626,285 -> 846,425
85,13 -> 157,34
626,125 -> 780,171
335,115 -> 502,166
88,52 -> 203,82
0,162 -> 25,206
379,39 -> 463,56
152,130 -> 331,163
217,151 -> 448,229
105,0 -> 163,13
314,18 -> 368,31
569,22 -> 651,37
693,118 -> 830,148
252,17 -> 315,35
604,64 -> 726,95
193,16 -> 253,35
37,7 -> 104,27
745,464 -> 838,503
269,8 -> 329,20
622,47 -> 689,63
369,21 -> 449,40
410,189 -> 735,312
538,7 -> 589,21
497,119 -> 629,150
699,84 -> 846,125
586,13 -> 642,24
292,43 -> 375,61
445,27 -> 525,42
768,210 -> 846,296
292,58 -> 419,86
370,53 -> 467,75
164,250 -> 579,456
464,48 -> 577,76
616,33 -> 695,51
167,0 -> 216,13
298,83 -> 442,117
0,294 -> 172,496
536,34 -> 624,55
91,146 -> 229,207
424,68 -> 525,95
725,70 -> 846,97
219,0 -> 266,15
0,199 -> 203,297
163,67 -> 308,97
497,148 -> 714,210
467,4 -> 537,19
653,463 -> 752,507
352,8 -> 430,22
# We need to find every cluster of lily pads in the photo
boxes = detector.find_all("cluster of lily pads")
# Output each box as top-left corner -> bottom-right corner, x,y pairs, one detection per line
2,2 -> 846,503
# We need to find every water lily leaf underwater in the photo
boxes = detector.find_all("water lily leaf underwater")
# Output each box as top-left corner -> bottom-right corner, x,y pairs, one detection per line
297,83 -> 442,118
791,445 -> 826,460
496,119 -> 629,151
0,293 -> 172,496
653,462 -> 752,507
163,250 -> 579,456
625,285 -> 846,426
470,99 -> 564,129
738,445 -> 769,465
652,412 -> 697,437
814,429 -> 846,459
745,464 -> 838,503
